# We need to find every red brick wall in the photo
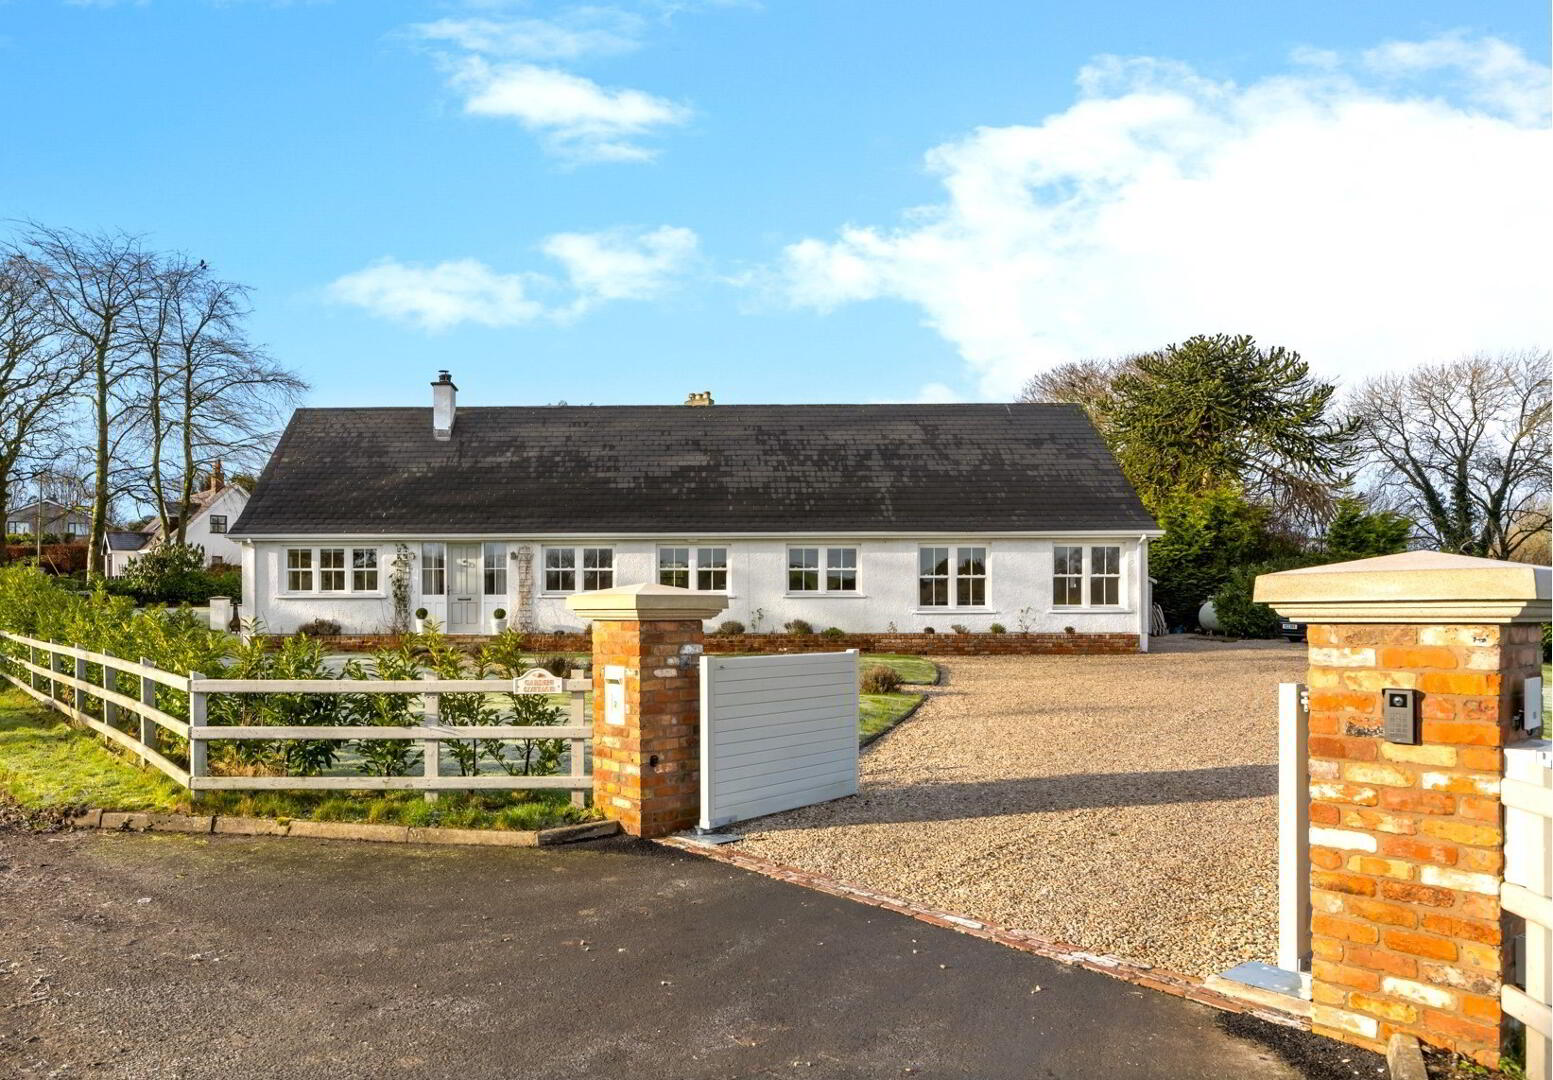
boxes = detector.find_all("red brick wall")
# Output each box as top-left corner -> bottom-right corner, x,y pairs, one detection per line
1304,621 -> 1541,1066
589,619 -> 703,839
289,630 -> 1140,656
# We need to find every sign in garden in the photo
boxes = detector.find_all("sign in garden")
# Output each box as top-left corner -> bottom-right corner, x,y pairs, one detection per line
513,669 -> 564,694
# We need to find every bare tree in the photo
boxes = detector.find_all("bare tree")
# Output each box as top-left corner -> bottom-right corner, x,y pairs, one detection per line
1351,351 -> 1551,559
17,224 -> 151,578
1017,356 -> 1141,435
161,269 -> 305,542
0,255 -> 83,562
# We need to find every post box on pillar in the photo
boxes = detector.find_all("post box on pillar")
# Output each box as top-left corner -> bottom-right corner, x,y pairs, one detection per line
566,583 -> 728,839
1255,551 -> 1551,1068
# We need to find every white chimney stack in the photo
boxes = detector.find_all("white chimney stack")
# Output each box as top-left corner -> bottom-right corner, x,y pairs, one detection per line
432,370 -> 457,440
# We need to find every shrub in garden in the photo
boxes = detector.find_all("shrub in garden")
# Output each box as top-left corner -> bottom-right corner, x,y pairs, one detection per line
820,626 -> 845,639
296,618 -> 341,637
860,665 -> 902,694
784,619 -> 814,635
108,543 -> 240,606
988,623 -> 1006,634
538,654 -> 573,677
1210,554 -> 1327,638
950,623 -> 969,634
715,620 -> 745,635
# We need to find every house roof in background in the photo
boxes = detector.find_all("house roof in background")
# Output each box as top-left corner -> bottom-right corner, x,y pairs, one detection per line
105,531 -> 152,552
232,404 -> 1158,536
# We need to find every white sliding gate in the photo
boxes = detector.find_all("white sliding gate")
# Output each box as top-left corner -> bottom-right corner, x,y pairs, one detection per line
698,650 -> 860,831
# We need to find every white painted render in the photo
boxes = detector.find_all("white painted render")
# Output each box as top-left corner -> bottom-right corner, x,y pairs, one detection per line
240,534 -> 1150,646
180,486 -> 249,568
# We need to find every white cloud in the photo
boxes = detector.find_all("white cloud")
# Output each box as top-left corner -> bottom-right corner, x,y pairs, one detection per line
775,34 -> 1552,397
544,225 -> 699,306
328,258 -> 546,331
327,226 -> 698,331
412,11 -> 644,62
447,56 -> 689,163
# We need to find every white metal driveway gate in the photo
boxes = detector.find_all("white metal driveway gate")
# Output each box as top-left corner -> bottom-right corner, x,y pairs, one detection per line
698,650 -> 860,831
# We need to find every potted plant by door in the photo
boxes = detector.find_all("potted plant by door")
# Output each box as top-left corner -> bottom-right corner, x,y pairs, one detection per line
413,607 -> 428,634
491,608 -> 508,634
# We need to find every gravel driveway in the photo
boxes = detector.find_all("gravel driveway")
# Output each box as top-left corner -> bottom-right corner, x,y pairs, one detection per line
737,636 -> 1306,978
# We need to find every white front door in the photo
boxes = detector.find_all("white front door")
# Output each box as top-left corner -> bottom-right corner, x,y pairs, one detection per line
447,544 -> 481,634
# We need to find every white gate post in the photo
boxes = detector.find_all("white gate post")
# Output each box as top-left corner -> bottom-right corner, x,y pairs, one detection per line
1504,740 -> 1552,1080
187,673 -> 207,798
1278,681 -> 1311,974
421,679 -> 440,803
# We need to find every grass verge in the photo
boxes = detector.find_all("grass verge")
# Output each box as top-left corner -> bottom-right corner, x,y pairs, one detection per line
0,689 -> 186,817
0,688 -> 595,832
861,654 -> 939,685
859,691 -> 926,745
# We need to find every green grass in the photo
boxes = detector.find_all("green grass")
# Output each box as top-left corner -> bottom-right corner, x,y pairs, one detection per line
0,688 -> 594,831
861,654 -> 939,685
859,691 -> 926,744
199,789 -> 598,831
0,689 -> 187,814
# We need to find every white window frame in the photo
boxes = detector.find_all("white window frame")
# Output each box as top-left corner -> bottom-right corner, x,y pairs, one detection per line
917,544 -> 991,610
421,542 -> 446,597
657,545 -> 729,593
1051,542 -> 1126,610
540,546 -> 616,594
482,542 -> 507,597
787,545 -> 860,595
280,545 -> 384,596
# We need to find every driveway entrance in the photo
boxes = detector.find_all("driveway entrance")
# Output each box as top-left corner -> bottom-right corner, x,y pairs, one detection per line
0,828 -> 1380,1079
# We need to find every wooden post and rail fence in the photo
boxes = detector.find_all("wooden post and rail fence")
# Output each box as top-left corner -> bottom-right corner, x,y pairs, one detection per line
0,629 -> 593,802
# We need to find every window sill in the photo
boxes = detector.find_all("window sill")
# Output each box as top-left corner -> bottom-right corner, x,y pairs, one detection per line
1050,607 -> 1134,615
913,608 -> 998,615
277,592 -> 387,600
783,592 -> 867,599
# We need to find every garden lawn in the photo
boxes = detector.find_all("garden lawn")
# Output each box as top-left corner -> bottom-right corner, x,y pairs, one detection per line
0,689 -> 186,814
859,691 -> 925,744
861,654 -> 939,684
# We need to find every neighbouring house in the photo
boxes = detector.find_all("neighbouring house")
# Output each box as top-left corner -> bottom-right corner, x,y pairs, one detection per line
230,373 -> 1161,649
5,500 -> 90,541
104,465 -> 251,578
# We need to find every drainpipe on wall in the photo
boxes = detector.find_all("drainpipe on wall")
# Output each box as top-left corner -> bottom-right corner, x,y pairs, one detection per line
1138,534 -> 1151,653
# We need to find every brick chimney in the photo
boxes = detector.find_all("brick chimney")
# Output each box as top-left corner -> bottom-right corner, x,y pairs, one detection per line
208,460 -> 225,493
432,371 -> 458,440
685,390 -> 714,406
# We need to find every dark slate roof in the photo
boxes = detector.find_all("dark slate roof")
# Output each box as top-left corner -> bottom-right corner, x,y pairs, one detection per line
231,404 -> 1157,536
105,531 -> 152,551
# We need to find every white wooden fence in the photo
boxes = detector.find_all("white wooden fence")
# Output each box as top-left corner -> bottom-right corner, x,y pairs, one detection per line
1503,738 -> 1552,1080
0,630 -> 592,800
698,650 -> 860,831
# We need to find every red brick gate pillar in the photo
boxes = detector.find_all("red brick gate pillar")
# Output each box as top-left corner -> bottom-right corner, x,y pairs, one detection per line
1257,552 -> 1550,1067
567,584 -> 728,839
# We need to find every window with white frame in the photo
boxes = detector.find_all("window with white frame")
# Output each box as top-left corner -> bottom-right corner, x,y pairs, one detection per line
542,546 -> 615,593
1089,545 -> 1121,606
1052,544 -> 1123,607
353,548 -> 379,592
657,546 -> 727,591
582,547 -> 613,590
789,546 -> 858,593
1052,545 -> 1083,606
283,545 -> 381,594
286,548 -> 313,592
421,543 -> 445,596
482,543 -> 506,596
208,514 -> 227,534
919,545 -> 989,608
544,547 -> 575,592
319,547 -> 346,592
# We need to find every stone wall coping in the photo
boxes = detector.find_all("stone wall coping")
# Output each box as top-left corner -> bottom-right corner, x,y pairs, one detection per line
1254,550 -> 1551,624
565,582 -> 730,623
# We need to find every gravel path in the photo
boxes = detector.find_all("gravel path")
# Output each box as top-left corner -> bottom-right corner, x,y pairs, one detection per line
736,636 -> 1306,978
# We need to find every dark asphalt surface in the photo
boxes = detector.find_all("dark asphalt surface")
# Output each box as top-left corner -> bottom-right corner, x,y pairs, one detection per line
0,828 -> 1386,1080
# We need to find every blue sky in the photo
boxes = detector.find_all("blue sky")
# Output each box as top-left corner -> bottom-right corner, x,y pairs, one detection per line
2,0 -> 1548,409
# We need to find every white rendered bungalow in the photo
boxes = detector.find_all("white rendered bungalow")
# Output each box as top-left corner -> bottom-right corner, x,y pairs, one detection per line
104,466 -> 250,577
230,373 -> 1162,650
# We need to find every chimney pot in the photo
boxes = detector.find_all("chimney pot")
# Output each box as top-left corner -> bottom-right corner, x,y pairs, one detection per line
432,371 -> 458,440
685,390 -> 714,407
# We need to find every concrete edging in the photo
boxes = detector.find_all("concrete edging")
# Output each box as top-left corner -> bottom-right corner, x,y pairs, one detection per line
71,808 -> 619,848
